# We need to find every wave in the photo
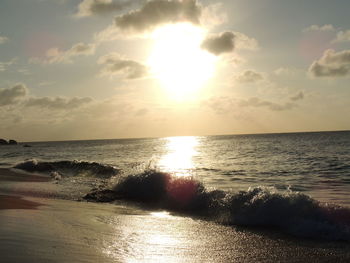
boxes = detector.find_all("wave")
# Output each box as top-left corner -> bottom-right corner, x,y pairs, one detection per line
14,159 -> 120,178
84,169 -> 350,241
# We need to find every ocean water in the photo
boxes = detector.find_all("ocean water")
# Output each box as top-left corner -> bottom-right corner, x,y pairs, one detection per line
1,131 -> 350,241
1,131 -> 349,205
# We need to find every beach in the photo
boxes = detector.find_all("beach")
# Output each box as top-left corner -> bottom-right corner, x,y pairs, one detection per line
1,168 -> 350,263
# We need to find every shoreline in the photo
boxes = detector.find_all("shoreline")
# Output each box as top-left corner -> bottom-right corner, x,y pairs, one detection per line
0,168 -> 50,182
0,168 -> 350,262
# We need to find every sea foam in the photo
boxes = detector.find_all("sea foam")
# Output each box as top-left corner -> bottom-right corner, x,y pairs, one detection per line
85,169 -> 350,241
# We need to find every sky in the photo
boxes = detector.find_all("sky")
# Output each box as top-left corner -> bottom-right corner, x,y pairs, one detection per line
0,0 -> 350,141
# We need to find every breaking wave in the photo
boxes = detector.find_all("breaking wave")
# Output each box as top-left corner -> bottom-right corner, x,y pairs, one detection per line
85,169 -> 350,241
14,159 -> 119,178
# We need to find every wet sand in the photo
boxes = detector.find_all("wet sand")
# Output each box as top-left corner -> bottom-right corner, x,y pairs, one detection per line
0,194 -> 43,210
0,168 -> 350,262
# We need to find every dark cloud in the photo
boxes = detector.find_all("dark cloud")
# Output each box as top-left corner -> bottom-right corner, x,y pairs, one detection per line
0,84 -> 28,106
98,53 -> 148,79
114,0 -> 201,32
201,31 -> 235,55
76,0 -> 138,17
201,31 -> 259,55
26,96 -> 93,110
309,49 -> 350,77
235,70 -> 263,83
290,91 -> 304,101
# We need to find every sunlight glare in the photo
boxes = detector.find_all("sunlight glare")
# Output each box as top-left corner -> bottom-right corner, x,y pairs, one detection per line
148,23 -> 216,100
158,136 -> 199,177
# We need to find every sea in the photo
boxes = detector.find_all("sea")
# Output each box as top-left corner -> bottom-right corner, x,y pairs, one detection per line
1,130 -> 350,242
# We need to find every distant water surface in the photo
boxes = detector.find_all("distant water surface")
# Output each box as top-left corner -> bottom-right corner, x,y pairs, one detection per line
1,131 -> 349,206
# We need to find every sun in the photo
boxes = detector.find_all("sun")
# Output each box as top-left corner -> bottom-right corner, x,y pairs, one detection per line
148,23 -> 216,100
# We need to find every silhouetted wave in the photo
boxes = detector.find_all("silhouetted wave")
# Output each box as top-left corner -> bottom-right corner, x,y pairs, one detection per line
85,169 -> 350,241
14,159 -> 119,178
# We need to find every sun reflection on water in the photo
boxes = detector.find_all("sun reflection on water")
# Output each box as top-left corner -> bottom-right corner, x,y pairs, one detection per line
158,136 -> 199,177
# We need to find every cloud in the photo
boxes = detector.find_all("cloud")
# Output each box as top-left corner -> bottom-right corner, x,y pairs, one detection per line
235,70 -> 263,83
98,53 -> 148,79
201,31 -> 234,55
0,57 -> 17,72
201,31 -> 258,55
309,49 -> 350,78
303,25 -> 350,44
333,30 -> 350,43
76,0 -> 137,17
233,31 -> 259,51
31,42 -> 96,64
203,96 -> 297,114
47,42 -> 96,64
26,96 -> 93,110
273,67 -> 298,76
303,24 -> 335,32
238,97 -> 296,111
114,0 -> 201,33
94,25 -> 120,42
0,35 -> 9,44
0,83 -> 92,112
202,96 -> 236,115
290,91 -> 304,101
0,84 -> 28,106
200,3 -> 227,28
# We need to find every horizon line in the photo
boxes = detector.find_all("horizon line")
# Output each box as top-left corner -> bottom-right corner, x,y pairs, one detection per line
15,129 -> 350,144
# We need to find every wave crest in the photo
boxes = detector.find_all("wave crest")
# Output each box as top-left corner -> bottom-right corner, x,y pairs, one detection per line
14,159 -> 119,178
85,169 -> 350,241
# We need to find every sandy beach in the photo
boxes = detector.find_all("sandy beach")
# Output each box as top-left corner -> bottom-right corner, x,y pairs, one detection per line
0,168 -> 349,263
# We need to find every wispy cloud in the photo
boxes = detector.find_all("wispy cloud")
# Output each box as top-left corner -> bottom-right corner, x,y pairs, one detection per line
233,31 -> 259,51
303,24 -> 335,32
238,97 -> 296,111
0,58 -> 17,72
234,70 -> 264,83
273,67 -> 298,76
289,91 -> 304,101
0,35 -> 9,44
333,30 -> 350,43
25,96 -> 93,110
303,24 -> 350,44
98,53 -> 148,79
200,3 -> 227,28
30,42 -> 96,64
203,95 -> 298,115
